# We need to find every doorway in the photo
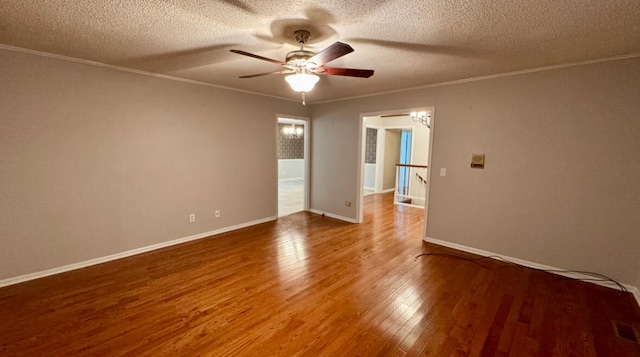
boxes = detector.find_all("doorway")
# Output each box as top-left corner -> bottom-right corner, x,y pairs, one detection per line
277,116 -> 310,217
358,108 -> 435,228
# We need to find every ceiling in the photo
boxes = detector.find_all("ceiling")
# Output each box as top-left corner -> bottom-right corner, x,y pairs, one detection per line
2,1 -> 639,103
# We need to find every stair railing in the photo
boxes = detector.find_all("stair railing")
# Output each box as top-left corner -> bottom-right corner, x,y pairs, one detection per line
394,164 -> 428,208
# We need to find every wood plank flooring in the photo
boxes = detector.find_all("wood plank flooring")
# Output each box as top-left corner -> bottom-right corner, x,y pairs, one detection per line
1,193 -> 639,356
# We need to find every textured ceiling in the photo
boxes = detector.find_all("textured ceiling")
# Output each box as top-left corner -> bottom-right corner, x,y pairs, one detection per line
2,0 -> 639,103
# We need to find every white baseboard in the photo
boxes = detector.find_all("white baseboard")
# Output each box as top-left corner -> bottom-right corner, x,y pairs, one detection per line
423,236 -> 640,309
363,189 -> 376,197
278,177 -> 303,182
309,209 -> 357,223
363,186 -> 375,191
0,216 -> 277,288
394,202 -> 425,209
382,188 -> 395,193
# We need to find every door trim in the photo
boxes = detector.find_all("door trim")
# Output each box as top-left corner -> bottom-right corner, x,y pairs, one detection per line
276,114 -> 310,216
357,108 -> 435,236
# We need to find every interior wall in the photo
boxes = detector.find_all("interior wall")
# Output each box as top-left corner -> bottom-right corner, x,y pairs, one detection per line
363,164 -> 376,189
0,48 -> 309,281
363,127 -> 378,190
277,123 -> 304,159
364,128 -> 378,164
375,128 -> 385,193
376,116 -> 430,166
383,130 -> 401,190
309,57 -> 640,288
278,160 -> 304,180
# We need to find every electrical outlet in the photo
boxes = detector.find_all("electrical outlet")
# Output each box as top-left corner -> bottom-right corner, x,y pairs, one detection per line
215,210 -> 221,218
440,168 -> 447,177
189,213 -> 196,223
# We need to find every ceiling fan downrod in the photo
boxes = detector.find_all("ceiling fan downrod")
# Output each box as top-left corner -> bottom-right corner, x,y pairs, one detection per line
294,30 -> 311,51
286,30 -> 315,64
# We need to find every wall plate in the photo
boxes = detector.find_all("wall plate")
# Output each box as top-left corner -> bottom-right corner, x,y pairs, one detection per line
471,153 -> 485,169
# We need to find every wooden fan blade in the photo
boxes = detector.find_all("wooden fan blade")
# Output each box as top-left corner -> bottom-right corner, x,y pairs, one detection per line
230,49 -> 286,65
308,42 -> 354,66
317,66 -> 374,78
239,70 -> 294,78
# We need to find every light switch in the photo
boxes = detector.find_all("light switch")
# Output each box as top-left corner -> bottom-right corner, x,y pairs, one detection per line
440,168 -> 447,176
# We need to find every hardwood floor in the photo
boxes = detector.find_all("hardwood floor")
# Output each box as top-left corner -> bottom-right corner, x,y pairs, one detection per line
1,193 -> 639,356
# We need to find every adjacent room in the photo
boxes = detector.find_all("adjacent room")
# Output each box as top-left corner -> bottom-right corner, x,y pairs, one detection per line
277,117 -> 308,217
1,1 -> 639,355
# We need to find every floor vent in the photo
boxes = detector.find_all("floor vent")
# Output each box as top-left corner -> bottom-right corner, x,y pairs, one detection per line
612,320 -> 639,344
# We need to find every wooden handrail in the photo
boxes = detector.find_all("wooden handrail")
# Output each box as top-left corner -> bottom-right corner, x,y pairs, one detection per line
395,164 -> 428,168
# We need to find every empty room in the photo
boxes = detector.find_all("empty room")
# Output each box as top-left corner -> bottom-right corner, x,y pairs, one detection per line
1,1 -> 639,356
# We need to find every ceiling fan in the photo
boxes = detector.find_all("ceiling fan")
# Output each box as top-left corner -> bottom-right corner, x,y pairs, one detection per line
230,30 -> 374,104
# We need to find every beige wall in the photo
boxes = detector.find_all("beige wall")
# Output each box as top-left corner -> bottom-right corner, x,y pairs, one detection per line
2,46 -> 639,291
0,48 -> 308,280
309,57 -> 640,288
383,130 -> 401,190
374,115 -> 431,166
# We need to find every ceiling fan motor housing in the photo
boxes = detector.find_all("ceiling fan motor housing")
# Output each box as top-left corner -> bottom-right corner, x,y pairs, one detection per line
288,30 -> 316,69
286,50 -> 315,64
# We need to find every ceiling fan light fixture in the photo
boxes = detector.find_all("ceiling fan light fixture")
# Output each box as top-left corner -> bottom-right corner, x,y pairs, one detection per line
285,73 -> 320,92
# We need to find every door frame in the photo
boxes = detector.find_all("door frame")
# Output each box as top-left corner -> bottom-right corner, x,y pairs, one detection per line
276,114 -> 311,216
357,107 -> 436,237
